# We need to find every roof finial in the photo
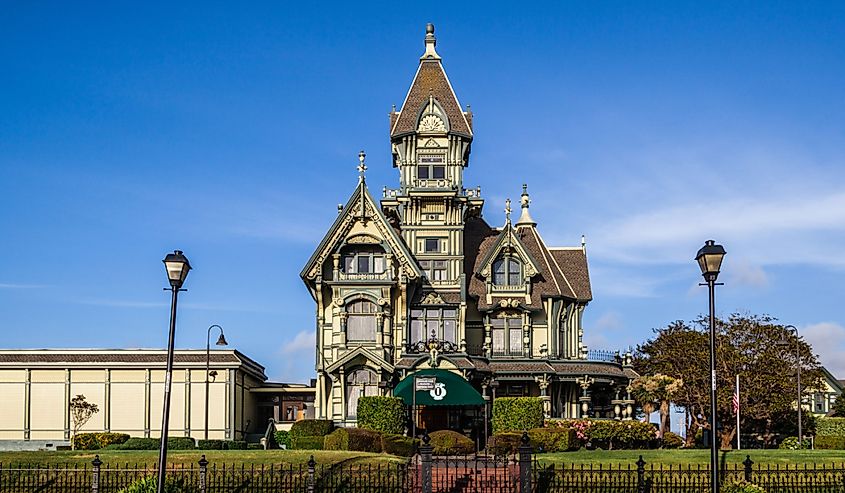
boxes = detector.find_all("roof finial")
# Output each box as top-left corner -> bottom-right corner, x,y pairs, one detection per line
515,184 -> 536,228
505,198 -> 512,225
422,23 -> 440,60
581,234 -> 587,251
357,150 -> 367,182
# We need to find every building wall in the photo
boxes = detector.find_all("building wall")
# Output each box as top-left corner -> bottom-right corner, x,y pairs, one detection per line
0,366 -> 240,442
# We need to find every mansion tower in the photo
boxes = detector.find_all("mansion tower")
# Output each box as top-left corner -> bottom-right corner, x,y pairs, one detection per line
302,25 -> 634,430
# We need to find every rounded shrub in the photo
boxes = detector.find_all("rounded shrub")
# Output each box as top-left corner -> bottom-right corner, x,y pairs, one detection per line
112,437 -> 160,450
527,427 -> 577,452
290,419 -> 334,440
274,430 -> 291,449
292,435 -> 325,450
323,427 -> 382,452
381,434 -> 418,457
197,439 -> 226,450
661,431 -> 684,449
357,396 -> 406,435
487,433 -> 522,455
428,430 -> 474,455
167,437 -> 196,450
778,436 -> 810,450
73,433 -> 102,450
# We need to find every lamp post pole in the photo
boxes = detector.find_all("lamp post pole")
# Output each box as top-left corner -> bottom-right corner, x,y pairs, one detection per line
205,325 -> 227,441
157,250 -> 191,493
696,240 -> 726,493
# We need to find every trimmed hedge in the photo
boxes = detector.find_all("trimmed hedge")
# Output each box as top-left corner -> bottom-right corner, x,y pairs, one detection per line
228,440 -> 248,450
290,420 -> 334,440
74,432 -> 131,450
274,430 -> 291,449
381,434 -> 418,457
292,435 -> 325,450
357,396 -> 406,435
429,430 -> 474,455
487,433 -> 522,455
323,427 -> 383,452
548,419 -> 656,450
106,437 -> 195,450
492,398 -> 544,434
816,435 -> 845,450
527,427 -> 577,452
168,437 -> 196,450
816,417 -> 845,437
196,440 -> 226,450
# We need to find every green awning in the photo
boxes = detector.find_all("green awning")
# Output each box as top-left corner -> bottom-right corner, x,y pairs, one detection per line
393,369 -> 485,407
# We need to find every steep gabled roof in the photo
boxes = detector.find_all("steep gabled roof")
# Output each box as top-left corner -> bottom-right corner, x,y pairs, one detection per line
550,248 -> 592,301
300,178 -> 422,284
390,26 -> 472,139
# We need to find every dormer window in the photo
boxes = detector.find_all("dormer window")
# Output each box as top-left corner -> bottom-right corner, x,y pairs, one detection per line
342,246 -> 385,274
493,257 -> 522,286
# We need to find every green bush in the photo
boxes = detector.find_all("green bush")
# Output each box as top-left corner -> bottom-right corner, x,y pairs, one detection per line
228,440 -> 248,450
97,433 -> 131,448
73,433 -> 101,450
167,437 -> 196,450
527,427 -> 576,452
357,396 -> 406,435
487,433 -> 522,455
323,427 -> 383,452
381,434 -> 418,457
661,431 -> 684,449
117,476 -> 186,493
815,435 -> 845,450
197,439 -> 226,450
816,417 -> 845,437
274,430 -> 291,449
112,438 -> 160,450
492,397 -> 544,434
587,420 -> 656,450
247,443 -> 262,450
428,430 -> 474,455
778,436 -> 811,450
290,419 -> 335,440
722,479 -> 766,493
292,435 -> 325,450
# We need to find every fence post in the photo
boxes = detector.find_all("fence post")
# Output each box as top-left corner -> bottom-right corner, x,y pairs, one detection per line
636,455 -> 646,493
307,455 -> 316,493
518,431 -> 533,493
420,433 -> 433,493
198,455 -> 208,493
743,455 -> 753,483
91,455 -> 101,493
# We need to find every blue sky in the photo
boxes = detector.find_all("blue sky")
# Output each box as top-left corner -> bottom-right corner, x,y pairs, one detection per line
2,2 -> 844,383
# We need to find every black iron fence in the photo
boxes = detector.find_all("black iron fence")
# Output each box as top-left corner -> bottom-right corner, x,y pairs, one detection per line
1,446 -> 844,493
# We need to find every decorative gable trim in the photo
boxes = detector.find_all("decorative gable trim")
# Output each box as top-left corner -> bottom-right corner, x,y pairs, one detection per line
300,181 -> 422,282
476,225 -> 541,280
325,346 -> 394,374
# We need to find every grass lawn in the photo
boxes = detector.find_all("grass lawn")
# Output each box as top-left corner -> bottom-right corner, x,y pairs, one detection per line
0,450 -> 405,468
537,449 -> 845,467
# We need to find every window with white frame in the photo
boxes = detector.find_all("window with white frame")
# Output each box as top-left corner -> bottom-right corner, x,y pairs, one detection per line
341,246 -> 385,274
420,259 -> 447,281
491,314 -> 523,356
410,307 -> 458,344
347,300 -> 378,341
492,257 -> 522,286
417,154 -> 446,180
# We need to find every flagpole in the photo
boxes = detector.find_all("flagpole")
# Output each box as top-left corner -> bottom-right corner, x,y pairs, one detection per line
736,375 -> 741,451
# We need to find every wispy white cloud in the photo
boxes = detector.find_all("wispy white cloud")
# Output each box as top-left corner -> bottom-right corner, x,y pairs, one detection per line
801,322 -> 845,378
280,330 -> 315,355
273,330 -> 316,383
0,283 -> 49,289
728,259 -> 770,288
70,298 -> 279,313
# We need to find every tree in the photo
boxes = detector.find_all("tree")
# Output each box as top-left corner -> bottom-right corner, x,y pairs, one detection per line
832,393 -> 845,418
69,394 -> 99,450
629,374 -> 683,438
635,314 -> 822,449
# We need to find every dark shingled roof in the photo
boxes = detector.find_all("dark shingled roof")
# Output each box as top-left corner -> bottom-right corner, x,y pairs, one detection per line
0,353 -> 241,364
550,248 -> 592,301
391,60 -> 472,138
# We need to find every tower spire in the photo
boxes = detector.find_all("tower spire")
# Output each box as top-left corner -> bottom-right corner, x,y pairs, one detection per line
515,184 -> 537,228
357,150 -> 367,183
422,23 -> 440,60
505,198 -> 512,226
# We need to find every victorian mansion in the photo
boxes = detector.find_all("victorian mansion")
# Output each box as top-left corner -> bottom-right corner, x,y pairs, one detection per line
301,25 -> 635,431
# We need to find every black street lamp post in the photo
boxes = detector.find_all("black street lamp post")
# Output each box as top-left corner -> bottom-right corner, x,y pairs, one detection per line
157,250 -> 191,493
696,240 -> 726,493
205,325 -> 228,440
778,325 -> 802,444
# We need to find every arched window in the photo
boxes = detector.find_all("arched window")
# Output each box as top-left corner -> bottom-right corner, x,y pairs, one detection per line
346,368 -> 378,419
491,312 -> 523,356
492,257 -> 522,286
347,300 -> 378,342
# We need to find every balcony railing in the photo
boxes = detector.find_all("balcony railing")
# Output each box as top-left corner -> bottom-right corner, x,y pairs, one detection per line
586,349 -> 621,363
335,270 -> 393,282
490,284 -> 524,292
491,348 -> 525,358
